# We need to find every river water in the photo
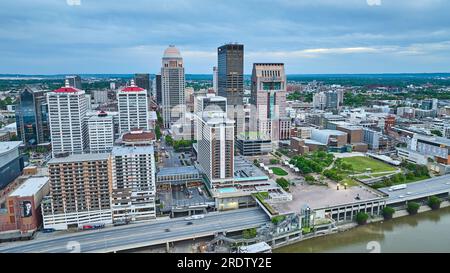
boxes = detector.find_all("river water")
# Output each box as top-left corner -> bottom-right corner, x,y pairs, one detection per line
275,206 -> 450,253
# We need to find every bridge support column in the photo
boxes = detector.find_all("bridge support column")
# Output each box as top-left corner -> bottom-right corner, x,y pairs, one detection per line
166,242 -> 170,253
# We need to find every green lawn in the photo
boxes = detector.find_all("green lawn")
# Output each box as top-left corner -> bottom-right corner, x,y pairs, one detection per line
341,156 -> 397,173
270,167 -> 288,176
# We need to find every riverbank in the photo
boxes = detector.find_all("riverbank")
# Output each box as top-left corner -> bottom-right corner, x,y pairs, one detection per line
273,201 -> 450,252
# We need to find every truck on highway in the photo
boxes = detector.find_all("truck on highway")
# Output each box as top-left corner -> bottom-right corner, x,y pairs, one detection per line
388,184 -> 407,191
185,214 -> 205,221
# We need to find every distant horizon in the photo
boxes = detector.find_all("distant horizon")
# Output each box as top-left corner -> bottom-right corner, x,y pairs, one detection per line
2,72 -> 450,78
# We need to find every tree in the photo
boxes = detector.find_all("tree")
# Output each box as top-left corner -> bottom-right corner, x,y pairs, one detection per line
165,135 -> 173,146
407,202 -> 420,215
382,207 -> 395,220
242,228 -> 257,239
427,196 -> 442,210
355,212 -> 369,225
276,178 -> 290,190
271,158 -> 279,164
304,175 -> 315,183
155,125 -> 162,140
431,130 -> 443,137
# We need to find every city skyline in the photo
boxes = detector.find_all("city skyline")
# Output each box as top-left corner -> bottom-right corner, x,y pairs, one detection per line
1,0 -> 450,75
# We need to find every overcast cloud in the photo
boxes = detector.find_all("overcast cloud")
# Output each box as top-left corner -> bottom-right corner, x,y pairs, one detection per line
1,0 -> 449,74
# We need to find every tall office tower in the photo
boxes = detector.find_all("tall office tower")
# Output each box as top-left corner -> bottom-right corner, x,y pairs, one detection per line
194,94 -> 228,142
217,44 -> 244,106
111,130 -> 156,223
47,80 -> 88,156
218,44 -> 244,136
42,153 -> 113,230
195,96 -> 234,188
88,111 -> 114,153
313,92 -> 327,110
213,66 -> 218,94
325,91 -> 339,109
161,45 -> 186,128
117,79 -> 149,134
134,73 -> 151,97
15,86 -> 51,146
155,74 -> 162,105
65,75 -> 82,89
250,63 -> 291,141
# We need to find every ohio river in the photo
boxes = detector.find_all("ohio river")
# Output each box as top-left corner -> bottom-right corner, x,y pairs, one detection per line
275,207 -> 450,253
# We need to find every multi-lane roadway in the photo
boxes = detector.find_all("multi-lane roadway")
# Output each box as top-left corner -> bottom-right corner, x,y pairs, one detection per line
0,208 -> 269,253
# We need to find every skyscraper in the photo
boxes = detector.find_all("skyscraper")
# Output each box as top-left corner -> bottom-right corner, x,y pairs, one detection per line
217,44 -> 244,106
161,45 -> 185,128
213,66 -> 218,94
42,153 -> 113,230
15,86 -> 50,146
88,111 -> 115,153
217,43 -> 244,136
155,74 -> 162,105
111,130 -> 156,223
47,80 -> 88,156
134,73 -> 151,97
65,75 -> 82,89
117,80 -> 149,134
195,95 -> 234,188
250,63 -> 291,141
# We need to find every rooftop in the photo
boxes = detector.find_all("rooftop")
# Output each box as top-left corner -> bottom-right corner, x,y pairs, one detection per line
121,130 -> 155,143
121,80 -> 145,92
157,166 -> 199,177
414,133 -> 450,147
49,153 -> 110,164
163,45 -> 182,59
9,176 -> 49,197
112,145 -> 154,156
0,141 -> 22,155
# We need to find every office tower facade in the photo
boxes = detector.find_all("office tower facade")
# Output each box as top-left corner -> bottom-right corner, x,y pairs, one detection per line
110,130 -> 156,223
0,141 -> 24,191
161,45 -> 186,128
313,92 -> 327,110
195,96 -> 235,188
134,73 -> 151,97
217,44 -> 245,136
15,86 -> 51,146
325,91 -> 339,109
65,75 -> 82,89
250,63 -> 291,141
117,80 -> 149,134
155,74 -> 162,105
42,154 -> 113,230
47,81 -> 88,156
88,111 -> 114,153
217,44 -> 244,106
213,66 -> 218,94
92,90 -> 109,104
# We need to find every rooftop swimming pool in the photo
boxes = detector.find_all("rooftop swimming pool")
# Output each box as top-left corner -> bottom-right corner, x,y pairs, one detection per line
217,187 -> 237,193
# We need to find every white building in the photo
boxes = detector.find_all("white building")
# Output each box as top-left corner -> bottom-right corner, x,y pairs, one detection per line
196,108 -> 235,188
117,80 -> 149,134
47,80 -> 88,156
92,90 -> 109,104
111,133 -> 156,223
88,111 -> 114,153
161,45 -> 186,128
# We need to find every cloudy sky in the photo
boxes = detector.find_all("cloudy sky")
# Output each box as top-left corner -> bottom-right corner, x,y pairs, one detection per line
1,0 -> 450,74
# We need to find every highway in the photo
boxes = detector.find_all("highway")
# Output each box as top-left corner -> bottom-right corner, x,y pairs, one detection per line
379,174 -> 450,204
0,208 -> 268,253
